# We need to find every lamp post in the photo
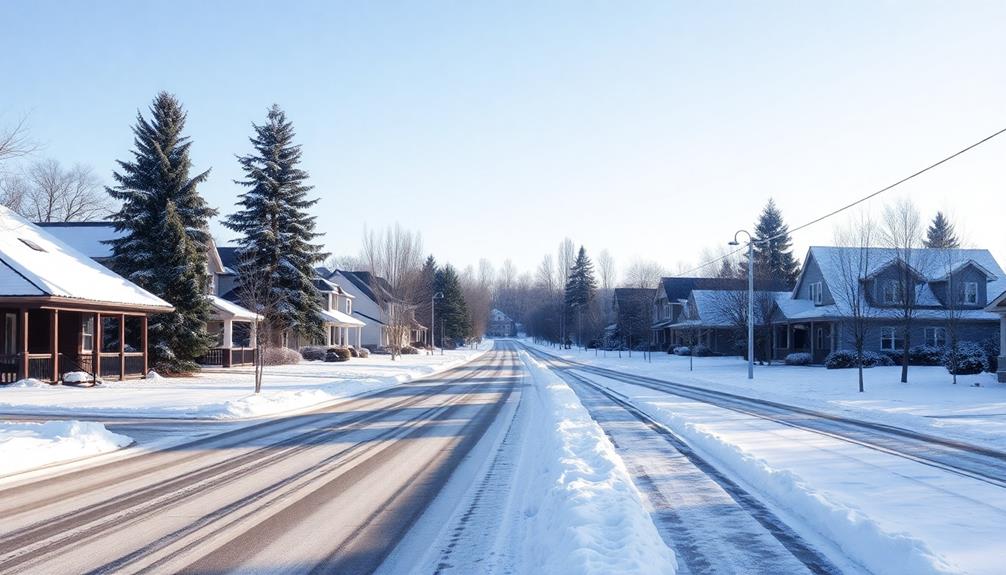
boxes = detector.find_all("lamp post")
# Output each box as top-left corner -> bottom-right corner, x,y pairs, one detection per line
729,230 -> 756,380
431,291 -> 444,355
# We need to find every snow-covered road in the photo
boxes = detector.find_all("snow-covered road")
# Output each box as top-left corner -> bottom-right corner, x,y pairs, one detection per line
523,343 -> 1006,574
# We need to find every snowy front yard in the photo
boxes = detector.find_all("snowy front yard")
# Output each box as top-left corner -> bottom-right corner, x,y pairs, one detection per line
0,343 -> 492,420
527,341 -> 1006,450
0,420 -> 131,477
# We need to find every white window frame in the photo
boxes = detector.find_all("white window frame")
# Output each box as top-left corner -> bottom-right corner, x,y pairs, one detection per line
810,282 -> 823,305
880,326 -> 904,351
346,299 -> 352,315
962,282 -> 978,305
882,280 -> 903,304
924,327 -> 946,348
80,316 -> 94,353
4,313 -> 16,356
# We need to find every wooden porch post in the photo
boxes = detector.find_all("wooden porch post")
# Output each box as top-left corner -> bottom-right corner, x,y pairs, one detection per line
142,315 -> 148,376
94,313 -> 101,379
51,309 -> 59,383
809,321 -> 815,359
19,307 -> 28,380
118,313 -> 125,381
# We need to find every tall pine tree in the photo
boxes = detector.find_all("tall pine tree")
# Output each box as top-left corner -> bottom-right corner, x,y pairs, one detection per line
923,212 -> 960,248
752,199 -> 800,286
564,246 -> 597,346
106,92 -> 216,373
435,264 -> 470,346
225,105 -> 327,344
414,255 -> 438,345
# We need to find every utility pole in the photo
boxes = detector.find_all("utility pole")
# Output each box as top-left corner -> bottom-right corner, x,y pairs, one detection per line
729,230 -> 756,380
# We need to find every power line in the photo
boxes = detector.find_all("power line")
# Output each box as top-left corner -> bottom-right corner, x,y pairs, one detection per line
671,125 -> 1006,278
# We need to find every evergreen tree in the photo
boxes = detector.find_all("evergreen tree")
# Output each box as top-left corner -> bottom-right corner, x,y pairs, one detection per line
105,92 -> 216,373
924,211 -> 960,249
716,258 -> 736,278
414,255 -> 438,345
564,246 -> 597,346
224,105 -> 327,344
435,264 -> 470,345
752,199 -> 800,286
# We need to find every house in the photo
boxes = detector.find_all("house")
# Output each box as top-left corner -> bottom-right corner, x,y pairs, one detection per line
3,207 -> 173,383
487,309 -> 516,337
314,277 -> 365,348
667,288 -> 790,356
650,277 -> 787,352
983,290 -> 1006,382
772,247 -> 1005,363
326,270 -> 426,348
612,288 -> 655,349
38,225 -> 262,369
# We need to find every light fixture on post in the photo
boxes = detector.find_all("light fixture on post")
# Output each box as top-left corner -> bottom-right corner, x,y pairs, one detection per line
729,230 -> 756,380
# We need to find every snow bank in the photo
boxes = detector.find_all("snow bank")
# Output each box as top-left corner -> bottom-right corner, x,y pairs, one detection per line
519,351 -> 676,575
646,404 -> 957,575
0,420 -> 132,477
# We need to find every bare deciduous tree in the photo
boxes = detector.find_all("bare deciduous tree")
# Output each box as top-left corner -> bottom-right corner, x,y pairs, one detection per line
0,115 -> 36,168
881,198 -> 926,383
623,258 -> 665,289
361,224 -> 425,359
235,252 -> 287,394
597,249 -> 616,325
1,159 -> 111,222
832,213 -> 877,393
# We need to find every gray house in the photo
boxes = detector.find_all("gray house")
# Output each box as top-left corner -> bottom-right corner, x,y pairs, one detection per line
772,247 -> 1004,363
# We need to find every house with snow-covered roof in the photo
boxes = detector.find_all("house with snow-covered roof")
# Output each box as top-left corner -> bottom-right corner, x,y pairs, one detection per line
326,270 -> 425,348
1,207 -> 173,383
771,246 -> 1004,363
983,290 -> 1006,383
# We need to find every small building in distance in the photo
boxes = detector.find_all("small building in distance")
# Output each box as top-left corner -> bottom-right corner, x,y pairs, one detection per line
487,309 -> 516,337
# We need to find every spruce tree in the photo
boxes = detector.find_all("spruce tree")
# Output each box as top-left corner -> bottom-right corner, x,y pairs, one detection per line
414,255 -> 438,344
716,259 -> 736,278
564,246 -> 597,346
106,92 -> 216,373
435,265 -> 470,345
225,105 -> 327,344
752,199 -> 800,286
924,212 -> 960,249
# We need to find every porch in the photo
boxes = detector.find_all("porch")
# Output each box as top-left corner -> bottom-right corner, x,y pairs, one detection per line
772,321 -> 838,364
0,307 -> 148,384
198,296 -> 260,368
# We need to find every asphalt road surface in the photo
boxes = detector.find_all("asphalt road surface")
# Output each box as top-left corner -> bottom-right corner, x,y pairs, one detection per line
0,346 -> 521,575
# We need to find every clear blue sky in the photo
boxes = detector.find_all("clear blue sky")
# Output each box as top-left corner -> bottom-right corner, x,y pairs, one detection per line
3,1 -> 1006,278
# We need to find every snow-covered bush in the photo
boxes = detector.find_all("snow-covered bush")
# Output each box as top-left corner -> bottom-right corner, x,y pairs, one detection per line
865,351 -> 895,367
347,346 -> 359,358
879,350 -> 903,365
943,341 -> 988,375
825,350 -> 859,369
299,346 -> 327,361
325,348 -> 351,362
692,344 -> 712,357
62,371 -> 95,385
908,345 -> 944,366
400,346 -> 419,355
673,346 -> 691,356
784,352 -> 813,366
262,347 -> 302,366
980,337 -> 1000,373
357,347 -> 370,358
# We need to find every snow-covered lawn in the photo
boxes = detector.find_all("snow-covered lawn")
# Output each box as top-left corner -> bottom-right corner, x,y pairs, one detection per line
0,420 -> 132,477
0,343 -> 492,420
525,341 -> 1006,450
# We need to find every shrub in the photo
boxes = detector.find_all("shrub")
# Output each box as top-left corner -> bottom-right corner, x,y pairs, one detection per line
673,346 -> 691,356
865,351 -> 895,367
347,346 -> 359,358
692,344 -> 712,357
785,352 -> 813,366
909,345 -> 944,366
825,350 -> 859,369
401,346 -> 419,355
299,346 -> 327,361
263,347 -> 302,366
943,341 -> 988,375
980,337 -> 1000,373
325,347 -> 352,362
357,347 -> 370,358
878,350 -> 903,365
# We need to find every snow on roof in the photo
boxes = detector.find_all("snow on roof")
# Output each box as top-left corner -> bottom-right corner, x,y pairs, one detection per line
34,221 -> 122,260
208,295 -> 261,321
319,308 -> 365,327
0,207 -> 172,310
690,289 -> 788,327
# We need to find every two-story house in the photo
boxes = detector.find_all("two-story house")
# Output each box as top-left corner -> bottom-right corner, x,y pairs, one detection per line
326,270 -> 425,348
612,288 -> 655,349
772,247 -> 1004,363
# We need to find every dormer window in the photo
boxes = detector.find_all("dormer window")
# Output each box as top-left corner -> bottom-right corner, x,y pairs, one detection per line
962,282 -> 978,305
882,280 -> 903,304
810,282 -> 823,305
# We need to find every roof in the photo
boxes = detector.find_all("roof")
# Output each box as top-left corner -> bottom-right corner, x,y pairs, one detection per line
35,221 -> 121,260
614,288 -> 656,307
689,289 -> 789,327
0,206 -> 173,310
313,277 -> 339,292
208,295 -> 261,321
657,276 -> 788,302
319,308 -> 366,327
336,270 -> 398,304
216,246 -> 240,275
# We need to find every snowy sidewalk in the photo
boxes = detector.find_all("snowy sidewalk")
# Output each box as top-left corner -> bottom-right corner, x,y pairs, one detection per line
524,341 -> 1006,450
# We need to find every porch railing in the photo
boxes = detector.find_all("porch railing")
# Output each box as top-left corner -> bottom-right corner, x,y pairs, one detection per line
197,347 -> 256,367
0,354 -> 18,383
232,348 -> 256,366
27,354 -> 53,381
197,348 -> 224,366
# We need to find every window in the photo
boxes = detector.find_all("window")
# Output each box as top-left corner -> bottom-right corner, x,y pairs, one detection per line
775,325 -> 789,349
81,316 -> 94,353
663,302 -> 670,319
810,282 -> 823,305
882,280 -> 903,304
816,327 -> 826,350
880,327 -> 904,351
4,313 -> 16,355
346,299 -> 352,315
962,282 -> 978,305
925,327 -> 946,348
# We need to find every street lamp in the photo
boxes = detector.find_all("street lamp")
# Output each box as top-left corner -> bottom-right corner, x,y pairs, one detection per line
729,230 -> 757,380
431,291 -> 444,355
